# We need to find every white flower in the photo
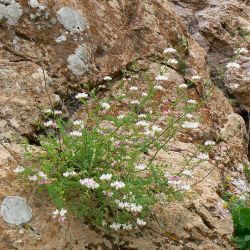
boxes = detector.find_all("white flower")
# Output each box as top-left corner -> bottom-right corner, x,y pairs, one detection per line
44,120 -> 57,128
142,92 -> 148,97
155,75 -> 168,81
181,121 -> 199,129
186,113 -> 193,119
191,75 -> 202,81
70,131 -> 82,137
43,108 -> 52,114
38,171 -> 47,179
54,110 -> 62,115
232,83 -> 239,89
154,85 -> 164,91
117,114 -> 125,120
152,125 -> 162,133
110,181 -> 125,190
75,92 -> 88,99
129,86 -> 139,91
29,175 -> 38,181
135,163 -> 147,171
73,120 -> 84,126
14,166 -> 25,173
63,172 -> 70,177
52,209 -> 59,218
182,170 -> 193,177
118,201 -> 131,209
130,100 -> 140,105
80,178 -> 100,189
178,84 -> 188,89
136,218 -> 146,226
60,208 -> 67,216
110,222 -> 121,231
63,171 -> 77,177
136,120 -> 149,127
178,183 -> 191,191
103,76 -> 112,81
167,59 -> 178,65
204,140 -> 215,146
163,47 -> 176,54
129,203 -> 143,213
101,102 -> 111,110
235,48 -> 248,55
226,62 -> 240,69
100,173 -> 112,181
138,114 -> 146,118
53,208 -> 67,220
122,224 -> 133,230
102,191 -> 114,197
197,153 -> 209,160
187,99 -> 197,104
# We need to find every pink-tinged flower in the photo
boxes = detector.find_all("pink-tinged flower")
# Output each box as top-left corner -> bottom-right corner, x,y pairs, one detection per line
38,179 -> 52,185
29,175 -> 38,181
102,191 -> 114,197
135,163 -> 147,171
44,120 -> 58,128
197,153 -> 209,160
110,181 -> 125,190
163,47 -> 176,54
167,175 -> 181,186
79,178 -> 100,189
52,208 -> 67,223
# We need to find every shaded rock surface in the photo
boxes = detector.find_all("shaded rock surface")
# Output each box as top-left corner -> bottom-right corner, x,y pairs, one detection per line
0,0 -> 249,249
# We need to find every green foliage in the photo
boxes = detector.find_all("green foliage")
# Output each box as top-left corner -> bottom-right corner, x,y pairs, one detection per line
232,206 -> 250,249
19,51 -> 214,232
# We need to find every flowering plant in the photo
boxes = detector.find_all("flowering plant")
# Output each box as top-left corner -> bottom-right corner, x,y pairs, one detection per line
17,49 -> 214,232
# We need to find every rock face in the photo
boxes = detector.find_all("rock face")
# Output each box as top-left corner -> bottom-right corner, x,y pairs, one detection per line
169,0 -> 250,112
0,0 -> 249,249
224,55 -> 250,111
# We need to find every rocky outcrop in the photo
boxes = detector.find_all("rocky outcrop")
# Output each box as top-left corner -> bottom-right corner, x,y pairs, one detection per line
169,0 -> 250,56
224,55 -> 250,112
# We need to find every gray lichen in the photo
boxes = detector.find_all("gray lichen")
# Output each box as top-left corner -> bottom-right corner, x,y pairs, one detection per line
1,196 -> 32,225
0,1 -> 23,25
67,46 -> 89,76
57,7 -> 87,33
